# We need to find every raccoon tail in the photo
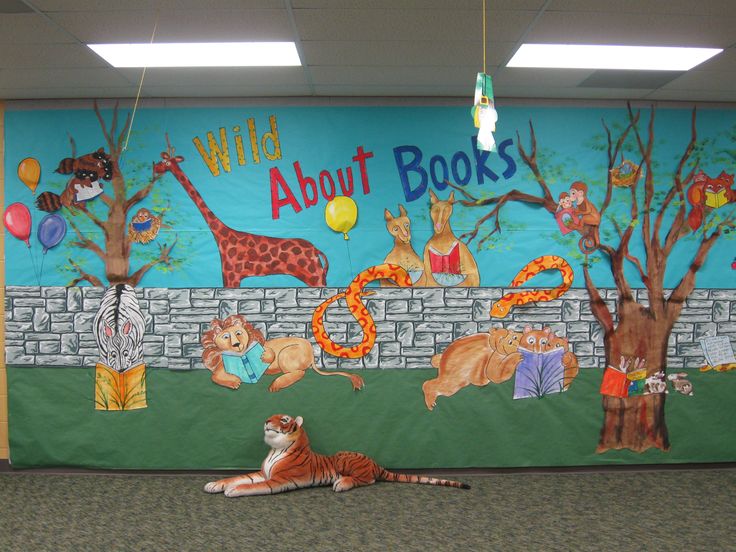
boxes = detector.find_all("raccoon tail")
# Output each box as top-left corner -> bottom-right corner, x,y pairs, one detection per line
35,191 -> 62,213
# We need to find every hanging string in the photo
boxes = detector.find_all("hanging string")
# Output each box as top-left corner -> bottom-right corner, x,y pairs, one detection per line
122,16 -> 159,157
39,252 -> 46,283
482,0 -> 487,75
27,247 -> 41,286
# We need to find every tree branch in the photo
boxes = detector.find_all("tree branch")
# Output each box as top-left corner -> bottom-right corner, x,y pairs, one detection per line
668,211 -> 735,308
662,108 -> 699,255
93,100 -> 115,152
627,103 -> 655,261
127,238 -> 178,287
72,203 -> 107,234
98,193 -> 113,207
600,111 -> 639,216
124,172 -> 163,213
611,218 -> 648,285
67,218 -> 105,261
583,262 -> 614,334
68,258 -> 104,287
444,184 -> 555,245
516,122 -> 555,204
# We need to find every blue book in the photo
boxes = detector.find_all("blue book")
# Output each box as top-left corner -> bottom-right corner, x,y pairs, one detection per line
221,342 -> 268,384
513,348 -> 565,400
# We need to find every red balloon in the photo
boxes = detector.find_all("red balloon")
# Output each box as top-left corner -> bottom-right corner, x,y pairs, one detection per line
4,202 -> 32,247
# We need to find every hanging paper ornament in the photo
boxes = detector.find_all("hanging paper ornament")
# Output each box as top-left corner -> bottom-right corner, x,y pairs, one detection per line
37,213 -> 67,253
325,196 -> 358,239
4,202 -> 33,247
472,72 -> 498,152
18,157 -> 41,194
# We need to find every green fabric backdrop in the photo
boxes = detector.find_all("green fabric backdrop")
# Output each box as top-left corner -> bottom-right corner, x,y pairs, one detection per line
8,366 -> 734,469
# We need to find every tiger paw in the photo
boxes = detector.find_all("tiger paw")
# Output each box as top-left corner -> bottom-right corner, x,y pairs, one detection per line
204,481 -> 225,493
333,477 -> 356,493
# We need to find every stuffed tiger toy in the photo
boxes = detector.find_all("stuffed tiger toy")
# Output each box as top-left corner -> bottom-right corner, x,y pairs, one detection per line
204,414 -> 470,497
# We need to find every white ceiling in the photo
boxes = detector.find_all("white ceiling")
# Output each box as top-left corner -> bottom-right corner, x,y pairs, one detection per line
0,0 -> 735,102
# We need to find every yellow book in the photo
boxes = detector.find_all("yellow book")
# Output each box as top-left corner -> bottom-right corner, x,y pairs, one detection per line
95,363 -> 147,411
704,188 -> 728,208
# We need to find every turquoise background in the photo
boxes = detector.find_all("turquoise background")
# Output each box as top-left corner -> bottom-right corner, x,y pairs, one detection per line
4,104 -> 736,289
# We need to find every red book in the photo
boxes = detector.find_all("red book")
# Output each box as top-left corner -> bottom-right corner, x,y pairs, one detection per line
429,242 -> 461,274
600,366 -> 629,398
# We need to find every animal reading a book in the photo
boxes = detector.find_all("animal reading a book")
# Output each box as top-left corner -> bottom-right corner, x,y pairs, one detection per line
421,190 -> 479,286
201,315 -> 363,391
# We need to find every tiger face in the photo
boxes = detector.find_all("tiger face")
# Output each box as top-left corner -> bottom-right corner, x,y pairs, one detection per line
264,414 -> 303,449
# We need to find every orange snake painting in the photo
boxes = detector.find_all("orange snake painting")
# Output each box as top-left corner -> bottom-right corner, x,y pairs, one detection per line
490,255 -> 574,318
312,264 -> 412,358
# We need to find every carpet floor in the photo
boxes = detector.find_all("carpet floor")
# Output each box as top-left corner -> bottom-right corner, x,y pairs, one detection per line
1,469 -> 735,551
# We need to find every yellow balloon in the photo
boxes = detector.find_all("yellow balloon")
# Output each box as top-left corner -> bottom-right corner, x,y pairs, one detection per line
324,196 -> 358,240
18,157 -> 41,194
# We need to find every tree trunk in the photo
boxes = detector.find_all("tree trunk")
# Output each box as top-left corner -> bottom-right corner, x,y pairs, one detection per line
596,301 -> 674,453
104,173 -> 132,285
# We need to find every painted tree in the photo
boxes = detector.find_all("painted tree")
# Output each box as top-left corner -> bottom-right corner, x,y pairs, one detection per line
451,105 -> 735,453
62,102 -> 177,286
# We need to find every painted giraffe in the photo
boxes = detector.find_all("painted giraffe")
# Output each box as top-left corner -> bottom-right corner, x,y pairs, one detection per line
153,147 -> 329,288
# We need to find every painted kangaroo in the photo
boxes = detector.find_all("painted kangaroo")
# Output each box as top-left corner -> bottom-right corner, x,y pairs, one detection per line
153,140 -> 329,287
382,204 -> 424,287
422,190 -> 479,287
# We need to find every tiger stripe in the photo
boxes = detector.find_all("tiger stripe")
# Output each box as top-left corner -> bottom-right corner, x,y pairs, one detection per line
206,414 -> 470,497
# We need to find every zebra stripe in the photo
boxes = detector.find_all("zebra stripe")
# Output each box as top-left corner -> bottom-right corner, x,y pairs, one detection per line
93,284 -> 145,373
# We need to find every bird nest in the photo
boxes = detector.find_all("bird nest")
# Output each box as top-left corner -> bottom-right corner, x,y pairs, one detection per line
610,159 -> 641,188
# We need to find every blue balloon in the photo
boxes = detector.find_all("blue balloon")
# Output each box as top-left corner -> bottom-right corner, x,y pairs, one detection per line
37,214 -> 67,253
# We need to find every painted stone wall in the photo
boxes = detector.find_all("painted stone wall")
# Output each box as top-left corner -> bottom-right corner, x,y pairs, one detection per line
5,286 -> 735,370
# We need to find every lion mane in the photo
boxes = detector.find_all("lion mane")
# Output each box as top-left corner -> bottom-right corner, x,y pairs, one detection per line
201,314 -> 265,373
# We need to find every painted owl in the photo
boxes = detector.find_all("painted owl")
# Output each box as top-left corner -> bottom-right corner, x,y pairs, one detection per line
128,208 -> 162,244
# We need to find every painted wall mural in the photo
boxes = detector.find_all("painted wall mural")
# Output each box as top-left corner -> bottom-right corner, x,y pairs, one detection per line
3,101 -> 735,469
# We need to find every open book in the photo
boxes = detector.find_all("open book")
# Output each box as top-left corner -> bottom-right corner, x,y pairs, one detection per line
698,336 -> 736,367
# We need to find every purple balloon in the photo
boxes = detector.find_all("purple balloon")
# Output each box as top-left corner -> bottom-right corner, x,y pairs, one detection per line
37,213 -> 67,253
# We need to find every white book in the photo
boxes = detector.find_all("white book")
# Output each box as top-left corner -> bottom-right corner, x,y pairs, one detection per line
698,336 -> 736,366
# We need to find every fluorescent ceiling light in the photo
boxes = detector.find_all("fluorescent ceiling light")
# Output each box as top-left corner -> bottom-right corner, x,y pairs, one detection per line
88,42 -> 301,68
507,44 -> 722,71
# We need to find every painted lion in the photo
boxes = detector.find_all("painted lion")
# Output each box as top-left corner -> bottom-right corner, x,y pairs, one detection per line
201,314 -> 364,392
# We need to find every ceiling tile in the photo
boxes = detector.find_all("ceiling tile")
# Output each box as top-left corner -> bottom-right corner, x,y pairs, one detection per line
294,8 -> 537,43
0,43 -> 109,69
312,84 -> 469,96
528,11 -> 736,47
0,86 -> 138,100
659,69 -> 736,91
46,9 -> 293,43
495,84 -> 654,100
118,67 -> 306,87
0,13 -> 76,43
547,0 -> 736,16
646,88 -> 736,102
310,65 -> 483,87
579,70 -> 685,89
494,67 -> 594,87
3,67 -> 134,88
292,0 -> 547,9
141,84 -> 313,97
33,0 -> 284,10
302,40 -> 515,68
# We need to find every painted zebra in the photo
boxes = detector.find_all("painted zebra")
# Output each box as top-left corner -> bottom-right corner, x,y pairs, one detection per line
93,284 -> 145,373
